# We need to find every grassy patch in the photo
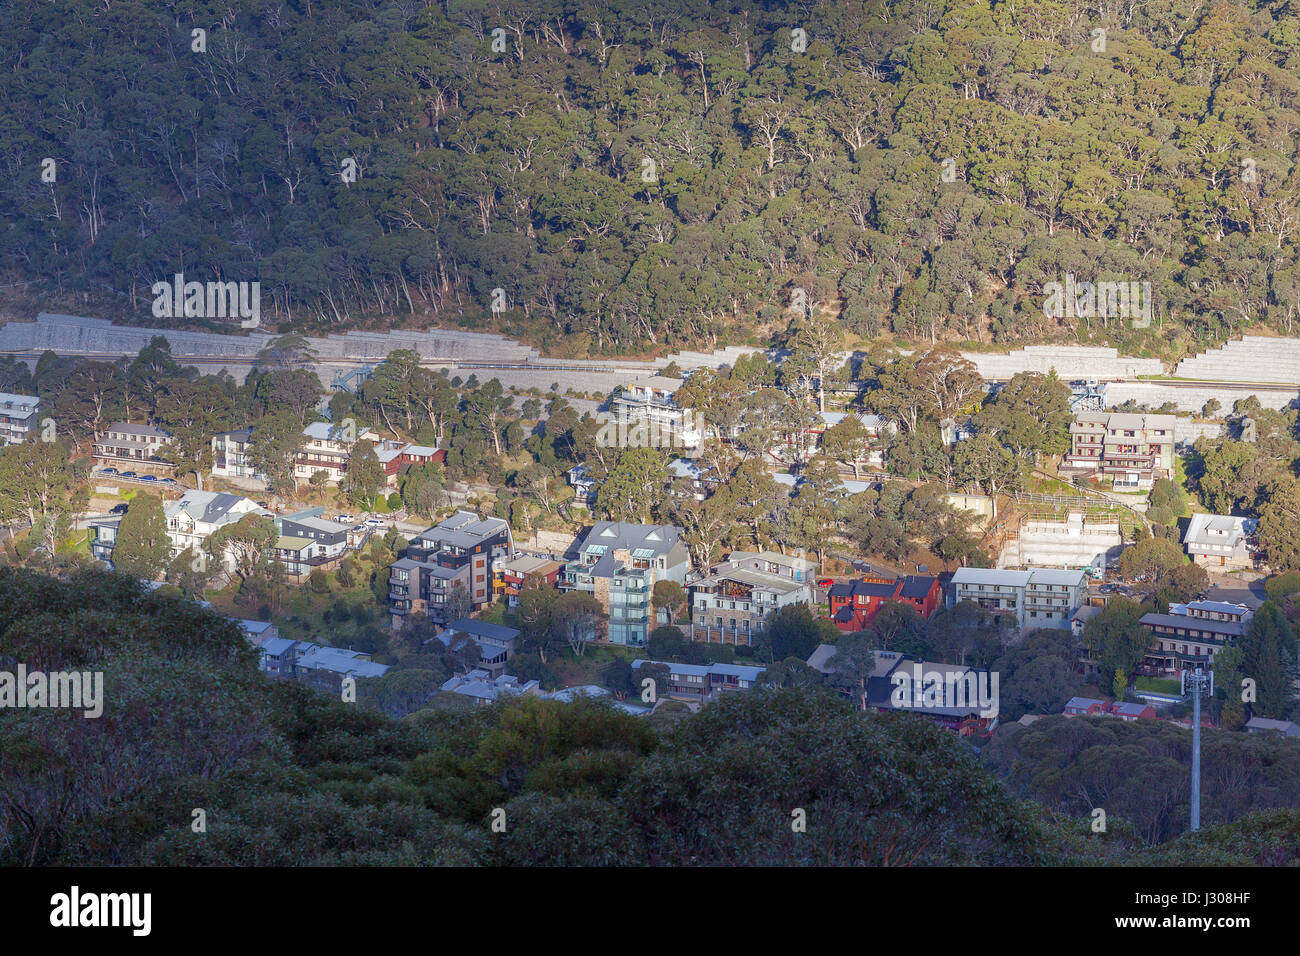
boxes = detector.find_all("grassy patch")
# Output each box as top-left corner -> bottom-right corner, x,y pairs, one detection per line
1136,676 -> 1182,695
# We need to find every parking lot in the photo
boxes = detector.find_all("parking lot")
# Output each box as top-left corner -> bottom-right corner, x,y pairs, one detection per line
93,467 -> 180,490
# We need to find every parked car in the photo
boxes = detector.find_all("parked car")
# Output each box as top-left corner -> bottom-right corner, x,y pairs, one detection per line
365,517 -> 384,528
159,478 -> 176,484
109,504 -> 128,515
816,578 -> 834,589
120,471 -> 137,479
336,513 -> 356,523
139,475 -> 157,481
99,467 -> 118,475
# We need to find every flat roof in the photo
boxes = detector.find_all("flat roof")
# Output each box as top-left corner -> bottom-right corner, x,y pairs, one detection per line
285,515 -> 351,534
951,568 -> 1033,587
445,618 -> 520,642
698,567 -> 805,595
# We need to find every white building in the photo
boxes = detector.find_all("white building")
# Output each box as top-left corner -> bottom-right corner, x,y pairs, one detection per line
165,490 -> 273,571
948,567 -> 1088,629
1183,514 -> 1259,570
0,392 -> 40,445
211,428 -> 266,482
93,422 -> 176,475
295,421 -> 380,486
608,375 -> 703,448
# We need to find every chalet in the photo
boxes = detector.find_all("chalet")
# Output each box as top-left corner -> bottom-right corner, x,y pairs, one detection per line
163,491 -> 273,572
272,510 -> 353,577
1111,701 -> 1157,721
807,646 -> 997,736
93,422 -> 176,475
294,644 -> 389,693
1183,514 -> 1259,570
566,463 -> 599,508
630,658 -> 765,702
827,574 -> 941,632
438,618 -> 520,678
440,669 -> 539,705
1064,696 -> 1108,716
810,411 -> 892,470
875,658 -> 998,735
495,554 -> 564,608
608,375 -> 702,448
1139,600 -> 1253,677
374,440 -> 444,489
1246,717 -> 1300,737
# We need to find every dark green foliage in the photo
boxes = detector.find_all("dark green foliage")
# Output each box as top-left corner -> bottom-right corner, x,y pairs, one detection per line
988,715 -> 1300,848
5,0 -> 1300,356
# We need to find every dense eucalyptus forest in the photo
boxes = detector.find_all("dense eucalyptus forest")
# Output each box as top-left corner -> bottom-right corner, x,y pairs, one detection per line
3,0 -> 1300,355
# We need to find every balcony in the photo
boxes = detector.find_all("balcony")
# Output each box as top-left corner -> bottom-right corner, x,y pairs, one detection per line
296,456 -> 345,472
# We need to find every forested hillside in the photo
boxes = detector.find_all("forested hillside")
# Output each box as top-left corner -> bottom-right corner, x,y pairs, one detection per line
3,0 -> 1300,355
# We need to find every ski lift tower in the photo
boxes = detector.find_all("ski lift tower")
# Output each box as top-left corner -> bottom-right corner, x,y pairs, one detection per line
1181,662 -> 1215,832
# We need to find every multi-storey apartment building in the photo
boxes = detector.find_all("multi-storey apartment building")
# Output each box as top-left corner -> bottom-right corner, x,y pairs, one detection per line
688,550 -> 816,645
0,392 -> 40,445
93,422 -> 176,475
607,375 -> 702,448
561,521 -> 690,646
211,428 -> 266,481
387,511 -> 513,627
1182,514 -> 1260,570
1064,411 -> 1176,489
295,421 -> 380,486
948,567 -> 1088,629
387,557 -> 469,628
1138,600 -> 1254,676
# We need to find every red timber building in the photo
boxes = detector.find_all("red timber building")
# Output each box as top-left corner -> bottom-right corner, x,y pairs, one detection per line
827,574 -> 941,633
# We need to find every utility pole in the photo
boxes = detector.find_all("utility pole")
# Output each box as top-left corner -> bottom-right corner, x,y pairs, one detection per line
1182,663 -> 1214,832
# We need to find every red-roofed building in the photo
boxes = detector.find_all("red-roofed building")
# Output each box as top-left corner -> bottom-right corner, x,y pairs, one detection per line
1111,701 -> 1157,721
827,574 -> 941,632
374,441 -> 446,489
